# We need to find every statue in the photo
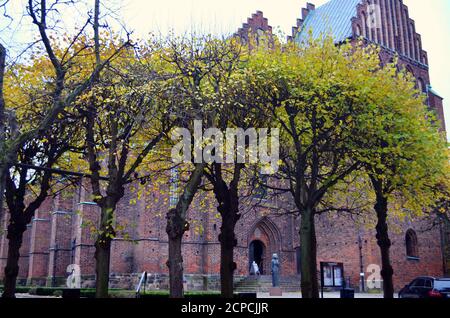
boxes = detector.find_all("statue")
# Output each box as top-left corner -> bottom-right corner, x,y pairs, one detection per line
271,253 -> 280,287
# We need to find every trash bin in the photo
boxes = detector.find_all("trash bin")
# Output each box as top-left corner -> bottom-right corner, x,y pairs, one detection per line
340,288 -> 355,299
62,288 -> 81,299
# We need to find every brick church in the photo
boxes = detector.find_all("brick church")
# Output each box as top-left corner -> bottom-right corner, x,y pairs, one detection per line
0,0 -> 448,292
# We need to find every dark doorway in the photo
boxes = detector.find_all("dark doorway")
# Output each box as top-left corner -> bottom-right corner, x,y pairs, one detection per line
249,240 -> 265,275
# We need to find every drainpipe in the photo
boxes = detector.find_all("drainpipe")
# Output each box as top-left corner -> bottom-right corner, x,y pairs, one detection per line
426,84 -> 431,109
52,243 -> 58,287
358,232 -> 365,292
440,215 -> 450,277
70,238 -> 76,264
439,220 -> 446,276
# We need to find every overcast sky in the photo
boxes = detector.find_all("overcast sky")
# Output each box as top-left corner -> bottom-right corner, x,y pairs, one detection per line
118,0 -> 450,140
1,0 -> 449,140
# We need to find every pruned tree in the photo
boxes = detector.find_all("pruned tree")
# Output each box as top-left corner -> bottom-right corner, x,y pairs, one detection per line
162,35 -> 244,298
0,38 -> 86,297
1,117 -> 78,298
351,63 -> 449,298
246,37 -> 416,298
0,74 -> 81,297
73,39 -> 177,297
202,48 -> 276,297
0,0 -> 130,227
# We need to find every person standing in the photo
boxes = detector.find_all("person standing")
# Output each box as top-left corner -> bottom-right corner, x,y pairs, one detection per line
251,261 -> 261,276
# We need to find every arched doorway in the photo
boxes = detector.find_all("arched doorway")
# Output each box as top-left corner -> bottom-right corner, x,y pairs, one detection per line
247,217 -> 282,276
249,240 -> 266,274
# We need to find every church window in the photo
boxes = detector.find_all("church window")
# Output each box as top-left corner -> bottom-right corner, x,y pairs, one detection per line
355,24 -> 362,37
361,12 -> 368,38
406,229 -> 419,259
417,78 -> 426,93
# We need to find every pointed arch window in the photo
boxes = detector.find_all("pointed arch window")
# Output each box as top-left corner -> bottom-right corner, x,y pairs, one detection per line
417,78 -> 426,94
361,12 -> 368,38
355,24 -> 362,37
405,229 -> 419,259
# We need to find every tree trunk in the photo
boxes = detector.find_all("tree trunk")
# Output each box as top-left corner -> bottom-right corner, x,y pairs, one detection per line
94,239 -> 112,298
165,163 -> 205,298
300,206 -> 319,298
2,222 -> 27,298
210,164 -> 242,298
219,215 -> 237,298
374,194 -> 394,298
166,208 -> 186,298
218,186 -> 239,298
94,205 -> 115,298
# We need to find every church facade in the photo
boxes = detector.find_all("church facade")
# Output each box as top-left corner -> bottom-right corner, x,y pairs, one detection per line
0,0 -> 448,292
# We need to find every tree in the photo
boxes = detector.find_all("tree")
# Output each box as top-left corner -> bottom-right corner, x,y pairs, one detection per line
166,164 -> 206,298
246,37 -> 399,298
202,50 -> 275,297
74,40 -> 176,297
0,0 -> 128,232
163,36 -> 243,298
351,62 -> 449,298
0,45 -> 85,297
1,119 -> 78,298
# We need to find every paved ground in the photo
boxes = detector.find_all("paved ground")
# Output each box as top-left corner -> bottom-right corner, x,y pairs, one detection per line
14,292 -> 396,299
257,292 -> 398,298
15,293 -> 58,298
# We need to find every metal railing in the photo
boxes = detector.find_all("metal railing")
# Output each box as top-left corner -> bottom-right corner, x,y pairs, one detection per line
135,271 -> 147,298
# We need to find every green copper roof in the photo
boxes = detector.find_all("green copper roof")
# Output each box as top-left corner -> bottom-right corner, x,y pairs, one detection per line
296,0 -> 362,44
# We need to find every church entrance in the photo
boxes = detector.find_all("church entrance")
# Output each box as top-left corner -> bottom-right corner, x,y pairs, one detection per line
249,240 -> 265,275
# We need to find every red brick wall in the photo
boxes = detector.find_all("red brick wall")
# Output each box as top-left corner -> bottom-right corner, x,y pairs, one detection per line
353,0 -> 428,65
46,188 -> 77,285
314,213 -> 443,291
0,177 -> 445,291
235,11 -> 274,49
27,200 -> 52,285
428,92 -> 446,132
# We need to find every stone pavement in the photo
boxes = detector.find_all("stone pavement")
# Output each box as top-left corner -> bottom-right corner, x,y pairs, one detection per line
15,293 -> 58,298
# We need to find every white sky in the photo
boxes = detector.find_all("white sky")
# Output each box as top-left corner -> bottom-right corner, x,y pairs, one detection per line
119,0 -> 450,140
1,0 -> 449,140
